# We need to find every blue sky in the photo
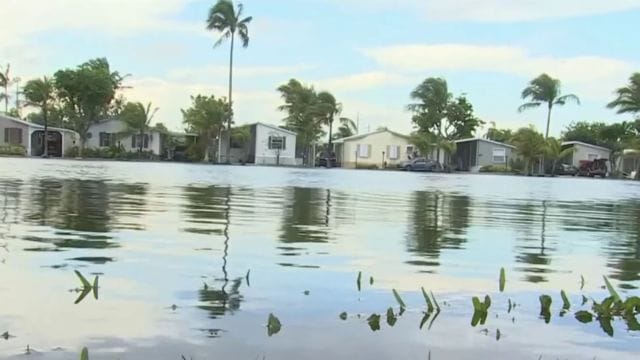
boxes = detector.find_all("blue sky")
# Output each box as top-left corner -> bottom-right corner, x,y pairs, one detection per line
2,0 -> 640,136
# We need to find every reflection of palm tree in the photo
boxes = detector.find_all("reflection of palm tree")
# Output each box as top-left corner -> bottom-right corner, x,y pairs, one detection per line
514,200 -> 551,283
279,187 -> 329,244
198,277 -> 243,319
608,201 -> 640,287
406,192 -> 470,269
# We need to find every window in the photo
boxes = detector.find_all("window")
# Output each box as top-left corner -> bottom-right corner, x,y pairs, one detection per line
388,145 -> 400,160
492,148 -> 506,163
588,154 -> 599,160
268,136 -> 286,150
99,132 -> 117,147
131,134 -> 149,149
3,128 -> 23,145
357,144 -> 370,158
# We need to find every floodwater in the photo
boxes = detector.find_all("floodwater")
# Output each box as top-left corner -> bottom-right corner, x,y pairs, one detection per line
1,158 -> 639,360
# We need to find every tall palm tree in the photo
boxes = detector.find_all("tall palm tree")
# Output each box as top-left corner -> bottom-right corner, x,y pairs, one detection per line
23,77 -> 56,157
544,138 -> 575,176
316,91 -> 342,162
121,102 -> 159,155
206,0 -> 252,163
518,74 -> 580,139
333,117 -> 358,140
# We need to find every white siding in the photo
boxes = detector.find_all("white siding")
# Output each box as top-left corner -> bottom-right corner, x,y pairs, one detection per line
569,144 -> 611,168
86,119 -> 162,155
254,123 -> 298,165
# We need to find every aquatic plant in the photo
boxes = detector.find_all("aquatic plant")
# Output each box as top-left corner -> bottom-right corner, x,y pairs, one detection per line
499,268 -> 506,292
73,270 -> 99,304
267,313 -> 281,336
471,295 -> 492,327
392,289 -> 406,309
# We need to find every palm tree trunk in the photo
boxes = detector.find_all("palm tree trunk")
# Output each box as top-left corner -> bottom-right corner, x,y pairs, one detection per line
224,32 -> 235,164
545,104 -> 552,139
43,108 -> 49,157
327,120 -> 333,168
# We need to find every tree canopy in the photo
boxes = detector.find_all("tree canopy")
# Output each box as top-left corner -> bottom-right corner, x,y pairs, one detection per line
608,73 -> 640,117
182,94 -> 230,162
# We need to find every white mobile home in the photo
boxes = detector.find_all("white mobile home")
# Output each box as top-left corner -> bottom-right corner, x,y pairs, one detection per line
221,122 -> 300,166
86,119 -> 164,156
561,141 -> 611,167
0,114 -> 78,157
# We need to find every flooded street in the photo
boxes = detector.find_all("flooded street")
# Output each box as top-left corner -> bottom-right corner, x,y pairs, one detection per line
1,158 -> 640,359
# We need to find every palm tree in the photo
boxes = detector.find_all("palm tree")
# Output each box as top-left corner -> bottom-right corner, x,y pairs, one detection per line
544,138 -> 575,176
206,0 -> 252,163
23,77 -> 56,157
121,102 -> 159,155
608,73 -> 640,179
608,73 -> 640,116
511,126 -> 546,175
316,91 -> 342,165
518,74 -> 580,139
332,117 -> 358,140
0,63 -> 11,113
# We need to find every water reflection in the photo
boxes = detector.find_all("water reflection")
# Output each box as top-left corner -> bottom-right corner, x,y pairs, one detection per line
405,192 -> 470,270
514,200 -> 552,283
608,201 -> 640,288
182,185 -> 231,235
279,187 -> 330,244
198,278 -> 243,320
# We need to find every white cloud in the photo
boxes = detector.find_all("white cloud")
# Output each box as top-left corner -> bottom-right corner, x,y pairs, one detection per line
167,64 -> 315,83
363,44 -> 636,100
338,0 -> 640,22
317,72 -> 410,92
124,77 -> 283,132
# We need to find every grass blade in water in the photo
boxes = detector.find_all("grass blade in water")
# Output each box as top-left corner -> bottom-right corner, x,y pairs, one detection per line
357,271 -> 362,292
431,291 -> 440,312
245,269 -> 251,287
369,276 -> 374,285
392,289 -> 406,309
75,270 -> 92,289
580,275 -> 585,290
92,276 -> 99,300
80,347 -> 89,360
539,295 -> 552,324
560,290 -> 570,310
74,288 -> 92,305
603,276 -> 621,303
422,287 -> 434,313
499,267 -> 506,292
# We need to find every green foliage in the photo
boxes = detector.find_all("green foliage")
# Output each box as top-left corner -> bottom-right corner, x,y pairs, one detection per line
479,165 -> 512,173
421,287 -> 435,313
0,145 -> 26,156
575,311 -> 593,323
332,118 -> 357,140
339,312 -> 348,321
181,95 -> 229,162
603,276 -> 621,303
356,271 -> 362,291
499,268 -> 506,292
471,295 -> 491,326
608,73 -> 640,116
267,313 -> 281,336
485,123 -> 514,143
54,58 -> 124,149
512,126 -> 546,175
518,73 -> 580,138
386,307 -> 397,327
408,77 -> 483,143
392,289 -> 406,309
207,0 -> 253,49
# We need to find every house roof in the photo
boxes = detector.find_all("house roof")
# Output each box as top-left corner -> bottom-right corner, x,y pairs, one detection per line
333,128 -> 410,143
0,114 -> 77,134
455,137 -> 517,149
250,122 -> 297,136
561,141 -> 611,152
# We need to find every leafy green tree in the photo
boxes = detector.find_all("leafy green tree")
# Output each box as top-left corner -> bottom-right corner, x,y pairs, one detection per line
409,132 -> 437,159
511,126 -> 546,175
544,138 -> 575,176
207,0 -> 252,163
518,74 -> 580,139
23,77 -> 56,157
182,95 -> 230,162
408,78 -> 483,162
120,102 -> 159,155
332,117 -> 357,140
485,122 -> 514,143
277,79 -> 325,165
54,58 -> 124,153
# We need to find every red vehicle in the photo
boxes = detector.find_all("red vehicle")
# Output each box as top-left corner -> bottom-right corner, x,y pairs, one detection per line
578,159 -> 608,178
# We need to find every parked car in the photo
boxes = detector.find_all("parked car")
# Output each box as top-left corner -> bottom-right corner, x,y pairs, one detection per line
398,158 -> 440,172
554,163 -> 579,176
316,155 -> 337,168
578,159 -> 608,178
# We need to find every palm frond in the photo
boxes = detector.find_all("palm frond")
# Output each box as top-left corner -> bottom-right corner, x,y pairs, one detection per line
555,94 -> 580,106
518,102 -> 541,113
214,30 -> 232,48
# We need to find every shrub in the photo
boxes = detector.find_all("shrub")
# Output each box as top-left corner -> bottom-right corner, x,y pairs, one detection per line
0,145 -> 26,156
480,165 -> 512,173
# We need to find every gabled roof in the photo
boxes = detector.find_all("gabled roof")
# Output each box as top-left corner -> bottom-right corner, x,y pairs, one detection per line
455,137 -> 517,149
333,128 -> 410,143
0,114 -> 77,134
251,122 -> 297,136
561,141 -> 611,152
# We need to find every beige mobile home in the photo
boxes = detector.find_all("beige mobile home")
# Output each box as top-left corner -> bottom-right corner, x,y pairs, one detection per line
334,128 -> 414,169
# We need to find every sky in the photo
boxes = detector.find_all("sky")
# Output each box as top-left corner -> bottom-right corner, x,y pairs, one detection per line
2,0 -> 639,137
